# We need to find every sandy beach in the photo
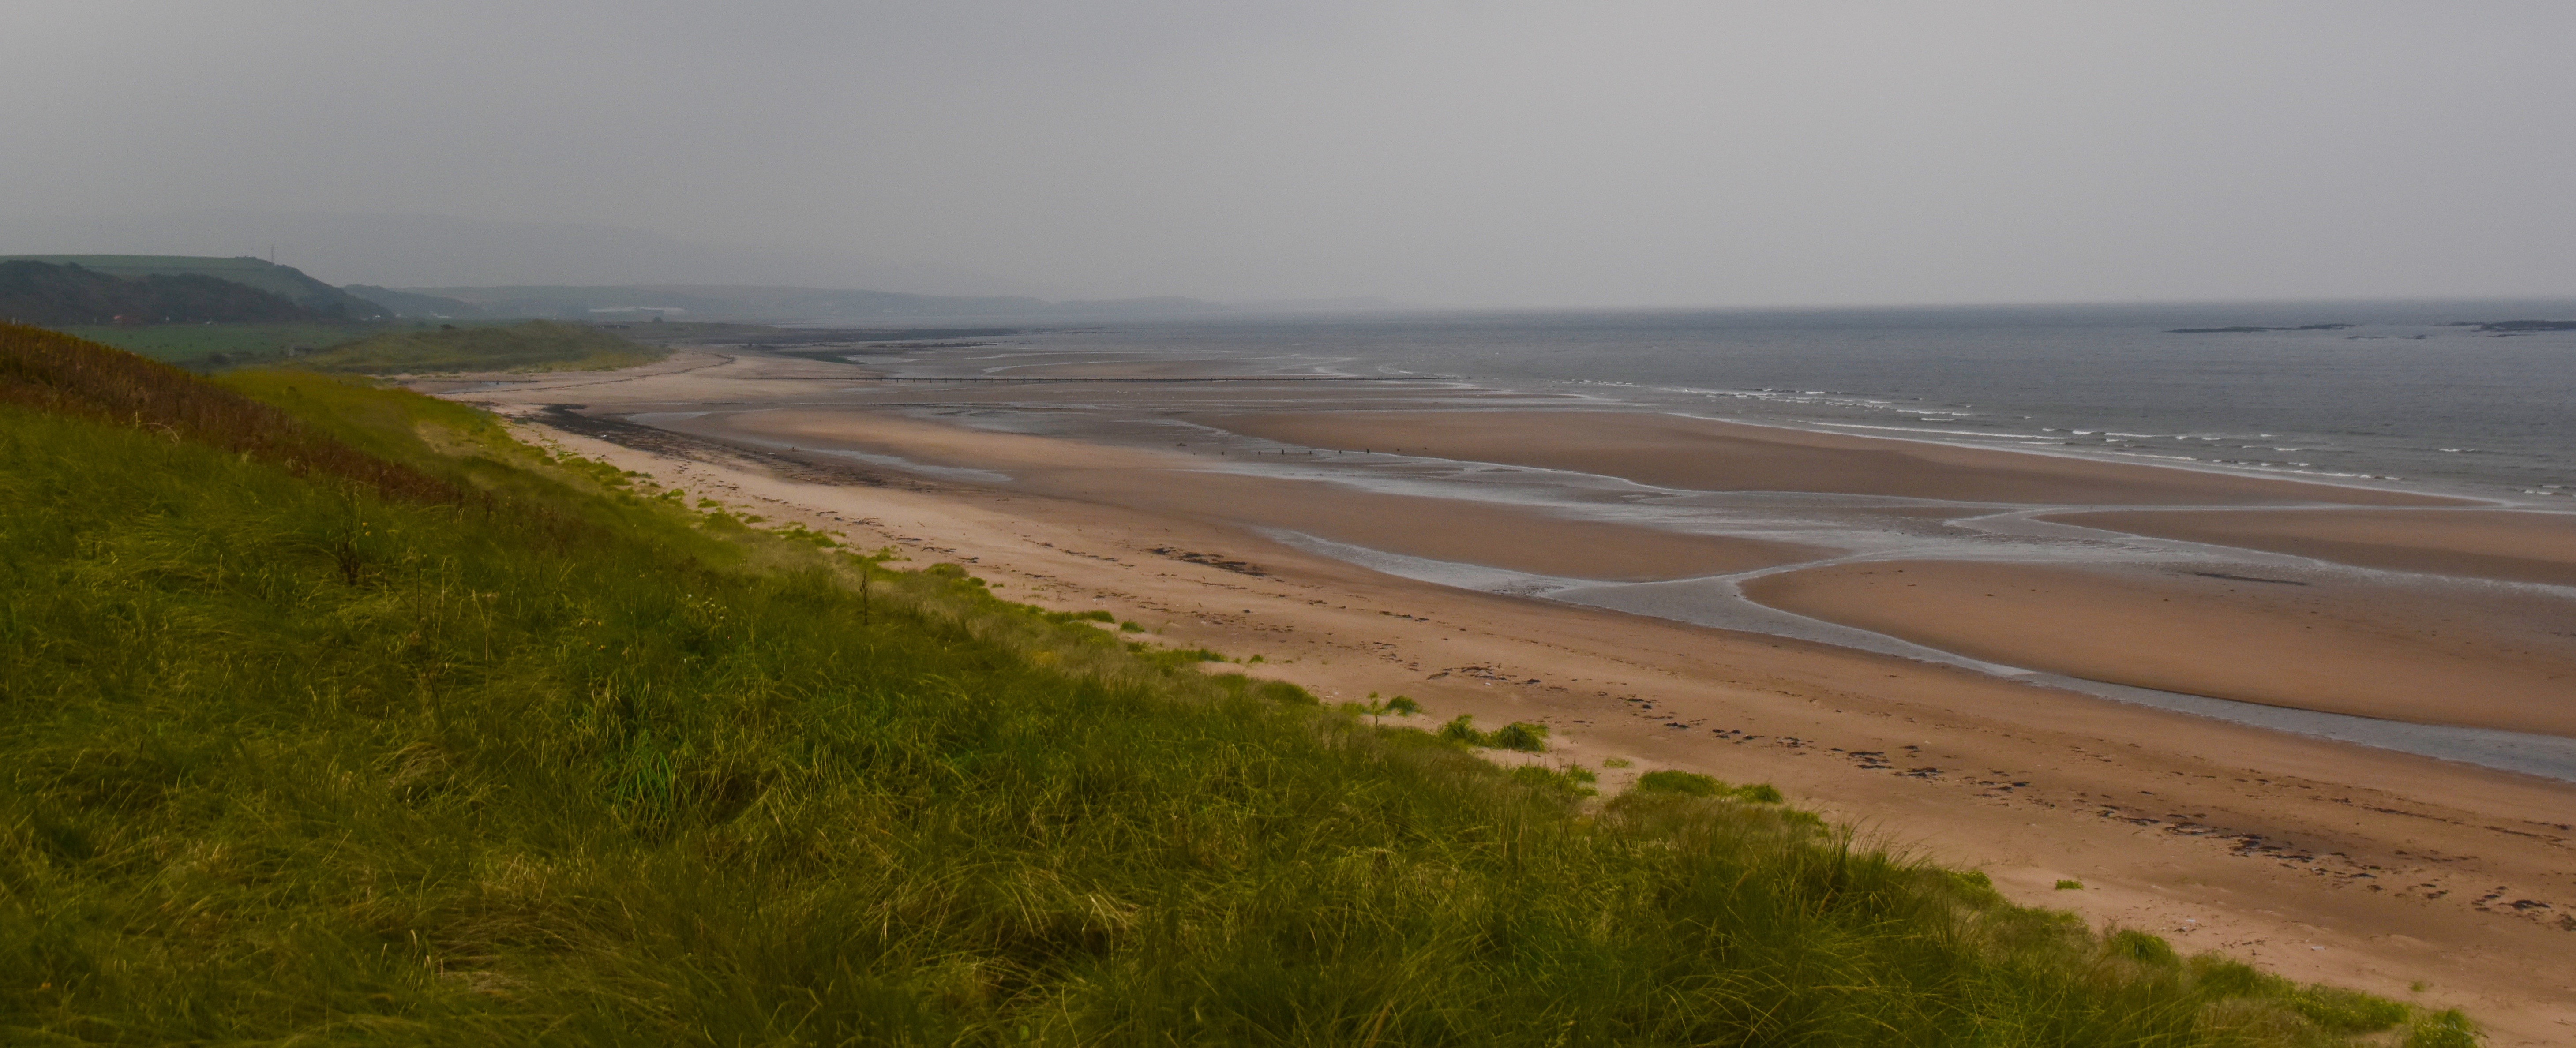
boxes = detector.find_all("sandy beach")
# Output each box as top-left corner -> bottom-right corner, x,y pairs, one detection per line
1743,559 -> 2576,736
2048,508 -> 2576,588
718,408 -> 1825,581
1205,409 -> 2473,507
426,347 -> 2576,1043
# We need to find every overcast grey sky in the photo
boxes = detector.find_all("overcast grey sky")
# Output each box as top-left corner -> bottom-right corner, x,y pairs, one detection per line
5,2 -> 2571,305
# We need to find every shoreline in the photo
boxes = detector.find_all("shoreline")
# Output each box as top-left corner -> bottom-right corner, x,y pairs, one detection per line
1256,524 -> 2576,781
1568,403 -> 2508,510
1193,408 -> 2471,508
422,349 -> 2576,1041
1785,415 -> 2509,506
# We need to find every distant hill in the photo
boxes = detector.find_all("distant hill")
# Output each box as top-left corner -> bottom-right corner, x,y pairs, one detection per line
0,209 -> 1044,296
1232,296 -> 1405,313
0,255 -> 390,319
341,284 -> 485,319
0,260 -> 323,325
390,284 -> 1231,322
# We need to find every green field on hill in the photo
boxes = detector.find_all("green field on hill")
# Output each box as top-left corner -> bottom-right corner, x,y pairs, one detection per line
0,324 -> 2476,1045
0,255 -> 389,318
56,318 -> 631,373
294,318 -> 666,374
56,321 -> 383,365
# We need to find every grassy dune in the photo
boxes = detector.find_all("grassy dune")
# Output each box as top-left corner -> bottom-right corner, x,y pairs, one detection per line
53,322 -> 382,367
292,319 -> 665,374
0,324 -> 2475,1044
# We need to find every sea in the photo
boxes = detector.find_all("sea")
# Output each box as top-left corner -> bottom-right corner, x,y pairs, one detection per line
991,299 -> 2576,504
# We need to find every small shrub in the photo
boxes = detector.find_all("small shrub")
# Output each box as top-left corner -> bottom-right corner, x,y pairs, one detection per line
2187,956 -> 2267,997
1735,782 -> 1784,803
2108,929 -> 2179,966
1488,721 -> 1549,752
1601,756 -> 1631,769
1119,621 -> 1144,632
1132,645 -> 1225,668
2055,879 -> 2084,890
1508,765 -> 1596,801
1249,679 -> 1314,704
1634,770 -> 1722,797
1209,674 -> 1314,705
1353,694 -> 1421,724
1429,717 -> 1550,751
2404,1009 -> 2480,1048
1629,771 -> 1782,803
2288,984 -> 2407,1032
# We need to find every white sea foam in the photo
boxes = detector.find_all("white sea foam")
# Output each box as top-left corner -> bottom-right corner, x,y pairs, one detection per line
1814,422 -> 2064,441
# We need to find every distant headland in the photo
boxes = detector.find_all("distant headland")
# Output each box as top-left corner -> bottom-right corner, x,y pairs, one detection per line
2165,323 -> 2356,334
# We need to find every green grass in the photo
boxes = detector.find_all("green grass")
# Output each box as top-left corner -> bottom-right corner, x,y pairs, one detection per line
2,255 -> 325,303
54,322 -> 383,366
1634,770 -> 1786,805
0,323 -> 2464,1044
291,319 -> 666,375
2404,1010 -> 2480,1048
1437,715 -> 1552,752
2,255 -> 391,318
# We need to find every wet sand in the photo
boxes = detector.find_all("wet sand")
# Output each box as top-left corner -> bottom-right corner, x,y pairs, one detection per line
717,409 -> 1825,582
1207,409 -> 2474,507
425,349 -> 2576,1041
2049,508 -> 2576,588
1742,560 -> 2576,738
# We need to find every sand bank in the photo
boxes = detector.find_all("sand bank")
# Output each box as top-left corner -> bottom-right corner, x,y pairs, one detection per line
1205,409 -> 2470,506
711,409 -> 1826,582
2049,508 -> 2576,588
1742,559 -> 2576,737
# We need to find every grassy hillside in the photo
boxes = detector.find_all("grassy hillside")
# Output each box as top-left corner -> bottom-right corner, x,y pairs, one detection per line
52,321 -> 378,367
0,260 -> 326,326
293,319 -> 667,374
343,284 -> 486,319
0,324 -> 2475,1045
0,255 -> 390,319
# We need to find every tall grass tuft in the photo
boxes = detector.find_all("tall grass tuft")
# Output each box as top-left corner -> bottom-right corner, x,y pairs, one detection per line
0,330 -> 2437,1045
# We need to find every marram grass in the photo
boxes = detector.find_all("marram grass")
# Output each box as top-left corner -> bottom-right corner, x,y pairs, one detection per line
0,326 -> 2473,1044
